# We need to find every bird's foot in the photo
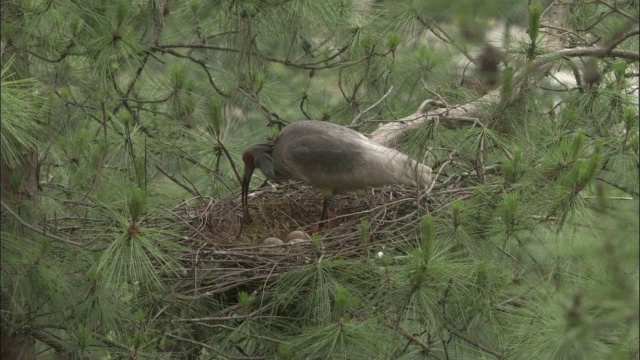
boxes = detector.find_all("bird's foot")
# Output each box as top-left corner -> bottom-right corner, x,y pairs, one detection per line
242,213 -> 252,224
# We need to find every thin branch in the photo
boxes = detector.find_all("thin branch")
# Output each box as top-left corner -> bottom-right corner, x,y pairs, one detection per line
156,47 -> 229,97
426,151 -> 455,195
594,1 -> 639,23
158,37 -> 356,70
165,333 -> 261,359
351,86 -> 394,125
236,87 -> 287,129
370,44 -> 639,147
419,77 -> 449,114
446,327 -> 502,358
154,165 -> 199,197
596,177 -> 639,197
385,321 -> 431,353
416,99 -> 446,114
1,200 -> 84,248
606,29 -> 640,52
554,46 -> 639,61
218,139 -> 243,186
417,16 -> 475,65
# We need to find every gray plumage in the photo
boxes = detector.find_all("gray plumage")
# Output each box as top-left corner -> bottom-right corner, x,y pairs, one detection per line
241,120 -> 433,228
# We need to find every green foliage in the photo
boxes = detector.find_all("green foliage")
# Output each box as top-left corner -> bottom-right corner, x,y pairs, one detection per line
287,319 -> 388,360
357,219 -> 370,245
208,95 -> 223,137
270,259 -> 381,326
415,45 -> 437,72
501,192 -> 518,234
386,32 -> 401,52
238,290 -> 252,314
128,187 -> 147,222
527,3 -> 543,45
73,324 -> 93,350
502,149 -> 526,184
1,0 -> 637,358
0,60 -> 45,167
420,215 -> 434,264
92,187 -> 181,291
501,67 -> 515,101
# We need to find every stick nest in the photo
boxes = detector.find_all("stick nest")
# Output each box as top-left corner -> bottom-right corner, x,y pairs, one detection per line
171,181 -> 449,300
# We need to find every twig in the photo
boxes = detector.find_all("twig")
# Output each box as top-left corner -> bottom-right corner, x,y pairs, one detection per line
415,99 -> 446,114
426,151 -> 455,195
260,262 -> 278,308
218,139 -> 243,186
478,132 -> 486,183
154,165 -> 199,197
385,321 -> 431,353
236,87 -> 287,129
446,327 -> 502,358
594,1 -> 639,23
419,77 -> 449,115
351,86 -> 394,125
157,47 -> 229,97
606,29 -> 640,52
195,323 -> 284,343
165,333 -> 258,359
1,200 -> 84,248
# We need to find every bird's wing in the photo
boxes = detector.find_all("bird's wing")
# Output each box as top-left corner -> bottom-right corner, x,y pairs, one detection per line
274,127 -> 427,190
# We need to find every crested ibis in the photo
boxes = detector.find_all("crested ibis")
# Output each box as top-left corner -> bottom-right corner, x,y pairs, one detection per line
241,120 -> 433,230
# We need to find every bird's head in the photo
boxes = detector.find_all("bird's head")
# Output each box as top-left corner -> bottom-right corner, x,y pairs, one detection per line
241,143 -> 275,223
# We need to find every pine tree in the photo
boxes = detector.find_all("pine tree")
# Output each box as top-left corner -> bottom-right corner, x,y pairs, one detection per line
1,0 -> 637,358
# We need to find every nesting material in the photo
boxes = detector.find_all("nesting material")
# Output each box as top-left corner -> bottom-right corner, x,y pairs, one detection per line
171,181 -> 471,300
181,182 -> 427,246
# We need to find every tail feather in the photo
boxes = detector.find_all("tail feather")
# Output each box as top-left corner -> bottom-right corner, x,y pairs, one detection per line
405,160 -> 433,188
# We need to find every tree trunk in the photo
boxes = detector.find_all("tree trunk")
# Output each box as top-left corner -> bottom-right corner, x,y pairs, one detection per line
1,1 -> 40,357
0,332 -> 36,360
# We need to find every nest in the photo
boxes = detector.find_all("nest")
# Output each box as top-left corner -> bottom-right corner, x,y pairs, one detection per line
171,181 -> 450,300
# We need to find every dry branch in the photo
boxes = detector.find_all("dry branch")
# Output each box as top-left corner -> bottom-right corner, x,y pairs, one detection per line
369,45 -> 639,147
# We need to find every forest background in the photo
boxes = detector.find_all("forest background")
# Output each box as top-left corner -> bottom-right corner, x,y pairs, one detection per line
1,0 -> 638,359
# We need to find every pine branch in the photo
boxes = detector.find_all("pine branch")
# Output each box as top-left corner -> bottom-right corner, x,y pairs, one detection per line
156,47 -> 229,97
370,45 -> 640,147
606,29 -> 640,52
165,333 -> 246,359
445,326 -> 502,359
384,321 -> 431,353
1,200 -> 84,248
154,165 -> 199,197
31,330 -> 75,358
594,1 -> 639,23
351,86 -> 394,125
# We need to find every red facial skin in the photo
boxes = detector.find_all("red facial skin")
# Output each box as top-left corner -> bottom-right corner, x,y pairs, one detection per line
242,151 -> 254,168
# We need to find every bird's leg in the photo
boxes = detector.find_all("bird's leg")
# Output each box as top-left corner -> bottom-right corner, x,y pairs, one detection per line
314,198 -> 329,232
311,196 -> 332,233
325,195 -> 337,230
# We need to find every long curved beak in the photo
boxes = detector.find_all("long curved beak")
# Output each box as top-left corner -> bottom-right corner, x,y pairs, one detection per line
241,165 -> 254,223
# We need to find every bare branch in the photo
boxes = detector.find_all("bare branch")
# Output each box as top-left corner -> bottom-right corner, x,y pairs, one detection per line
1,200 -> 85,248
595,1 -> 639,23
606,29 -> 640,52
370,45 -> 640,147
351,86 -> 394,125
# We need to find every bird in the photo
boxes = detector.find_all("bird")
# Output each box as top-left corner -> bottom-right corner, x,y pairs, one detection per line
241,120 -> 433,231
582,59 -> 602,91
